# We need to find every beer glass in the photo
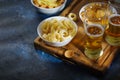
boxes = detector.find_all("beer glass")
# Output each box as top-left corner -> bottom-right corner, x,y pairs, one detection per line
84,24 -> 104,60
84,2 -> 110,29
105,14 -> 120,46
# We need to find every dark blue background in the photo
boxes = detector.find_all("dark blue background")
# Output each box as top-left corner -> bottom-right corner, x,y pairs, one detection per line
0,0 -> 120,80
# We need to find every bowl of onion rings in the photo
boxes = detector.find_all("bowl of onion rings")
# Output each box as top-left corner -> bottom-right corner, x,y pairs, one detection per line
37,16 -> 78,47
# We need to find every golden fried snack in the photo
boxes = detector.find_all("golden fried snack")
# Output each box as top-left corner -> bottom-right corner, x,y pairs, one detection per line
68,13 -> 77,21
33,0 -> 65,8
41,18 -> 76,42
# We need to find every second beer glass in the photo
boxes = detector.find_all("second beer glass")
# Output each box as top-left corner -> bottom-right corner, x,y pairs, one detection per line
84,24 -> 104,60
105,14 -> 120,46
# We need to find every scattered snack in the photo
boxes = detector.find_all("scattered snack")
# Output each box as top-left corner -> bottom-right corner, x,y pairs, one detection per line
33,0 -> 65,8
68,13 -> 77,21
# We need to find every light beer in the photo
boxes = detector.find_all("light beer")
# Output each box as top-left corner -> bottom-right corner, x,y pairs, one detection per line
84,24 -> 104,60
84,2 -> 110,28
105,14 -> 120,46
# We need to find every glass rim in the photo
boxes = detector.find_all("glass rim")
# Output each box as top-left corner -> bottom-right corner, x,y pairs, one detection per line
85,24 -> 104,37
84,2 -> 109,20
109,14 -> 120,26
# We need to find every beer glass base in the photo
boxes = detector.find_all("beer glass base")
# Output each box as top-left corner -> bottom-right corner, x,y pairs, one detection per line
84,48 -> 103,60
105,35 -> 120,46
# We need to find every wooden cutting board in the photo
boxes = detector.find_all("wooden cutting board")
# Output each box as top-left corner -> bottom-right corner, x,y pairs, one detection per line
34,0 -> 119,73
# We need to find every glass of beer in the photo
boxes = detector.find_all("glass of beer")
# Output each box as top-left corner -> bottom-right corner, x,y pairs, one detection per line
105,14 -> 120,46
84,24 -> 105,60
84,2 -> 110,29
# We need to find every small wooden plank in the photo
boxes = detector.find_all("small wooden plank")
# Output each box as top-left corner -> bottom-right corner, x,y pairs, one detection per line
34,0 -> 119,73
103,47 -> 118,69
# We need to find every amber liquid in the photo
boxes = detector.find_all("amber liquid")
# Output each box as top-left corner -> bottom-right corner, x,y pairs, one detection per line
85,2 -> 109,28
84,25 -> 104,60
107,16 -> 120,35
105,15 -> 120,46
85,26 -> 103,49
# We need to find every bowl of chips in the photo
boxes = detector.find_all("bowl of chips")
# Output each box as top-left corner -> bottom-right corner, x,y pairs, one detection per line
31,0 -> 67,14
37,16 -> 78,47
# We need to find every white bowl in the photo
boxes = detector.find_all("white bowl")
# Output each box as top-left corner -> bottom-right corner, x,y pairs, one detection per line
31,0 -> 67,15
79,2 -> 117,22
37,16 -> 78,47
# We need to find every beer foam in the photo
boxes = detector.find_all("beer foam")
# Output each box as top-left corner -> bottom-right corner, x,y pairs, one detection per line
109,14 -> 120,26
85,24 -> 104,37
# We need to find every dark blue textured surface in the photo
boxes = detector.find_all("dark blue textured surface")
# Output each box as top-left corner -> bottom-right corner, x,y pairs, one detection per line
0,0 -> 120,80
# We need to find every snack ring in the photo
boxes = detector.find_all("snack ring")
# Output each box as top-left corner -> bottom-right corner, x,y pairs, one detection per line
68,13 -> 77,21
